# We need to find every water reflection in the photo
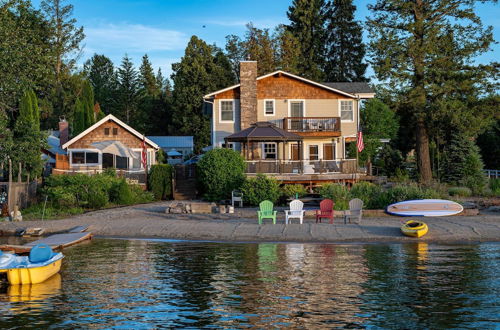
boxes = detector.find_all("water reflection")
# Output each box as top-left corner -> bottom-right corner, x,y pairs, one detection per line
0,240 -> 498,328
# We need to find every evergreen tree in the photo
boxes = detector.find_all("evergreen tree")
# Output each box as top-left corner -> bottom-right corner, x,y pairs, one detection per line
84,54 -> 117,115
139,54 -> 160,97
323,0 -> 367,82
171,36 -> 235,152
0,0 -> 53,111
225,35 -> 245,79
367,0 -> 497,184
81,80 -> 94,128
41,0 -> 84,81
29,90 -> 40,130
116,55 -> 139,125
94,102 -> 105,121
72,98 -> 85,135
273,25 -> 301,74
286,0 -> 326,80
18,91 -> 33,125
242,23 -> 276,75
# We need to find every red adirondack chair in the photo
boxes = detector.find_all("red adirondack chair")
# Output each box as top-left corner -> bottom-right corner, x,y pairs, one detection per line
316,199 -> 335,224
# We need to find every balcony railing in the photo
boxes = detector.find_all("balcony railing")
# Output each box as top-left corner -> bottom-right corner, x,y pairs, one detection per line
282,117 -> 340,133
245,159 -> 359,175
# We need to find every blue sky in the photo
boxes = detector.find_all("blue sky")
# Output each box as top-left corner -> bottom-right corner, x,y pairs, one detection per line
32,0 -> 499,80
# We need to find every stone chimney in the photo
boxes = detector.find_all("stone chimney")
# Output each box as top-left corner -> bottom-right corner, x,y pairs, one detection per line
59,117 -> 69,147
239,61 -> 258,130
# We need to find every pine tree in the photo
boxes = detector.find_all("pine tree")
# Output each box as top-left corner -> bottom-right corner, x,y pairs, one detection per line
72,98 -> 85,135
41,0 -> 85,81
273,25 -> 301,74
323,0 -> 367,82
286,0 -> 326,81
18,91 -> 33,125
116,55 -> 139,124
29,90 -> 40,130
81,80 -> 94,128
171,36 -> 235,152
367,0 -> 497,184
84,54 -> 117,115
242,23 -> 276,75
139,54 -> 160,97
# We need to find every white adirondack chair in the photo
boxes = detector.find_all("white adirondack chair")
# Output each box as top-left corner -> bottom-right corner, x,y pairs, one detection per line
285,200 -> 305,224
344,198 -> 364,224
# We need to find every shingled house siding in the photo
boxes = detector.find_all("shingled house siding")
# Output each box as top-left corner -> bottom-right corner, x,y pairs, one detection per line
239,61 -> 258,130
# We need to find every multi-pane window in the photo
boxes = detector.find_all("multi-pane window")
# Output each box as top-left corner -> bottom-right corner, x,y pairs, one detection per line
263,143 -> 277,159
71,151 -> 99,165
113,128 -> 118,135
264,100 -> 275,116
104,128 -> 110,135
220,100 -> 234,122
341,100 -> 354,121
309,145 -> 319,160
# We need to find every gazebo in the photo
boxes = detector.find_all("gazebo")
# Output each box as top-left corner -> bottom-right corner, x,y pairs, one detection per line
224,122 -> 304,174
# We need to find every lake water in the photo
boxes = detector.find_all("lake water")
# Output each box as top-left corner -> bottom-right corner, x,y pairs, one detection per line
1,239 -> 499,329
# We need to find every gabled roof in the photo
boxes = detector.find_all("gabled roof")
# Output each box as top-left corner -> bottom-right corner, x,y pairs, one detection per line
62,114 -> 159,150
147,136 -> 194,149
321,82 -> 374,95
203,70 -> 357,99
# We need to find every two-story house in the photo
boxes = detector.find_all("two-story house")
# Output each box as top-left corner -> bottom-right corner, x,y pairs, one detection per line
203,61 -> 374,183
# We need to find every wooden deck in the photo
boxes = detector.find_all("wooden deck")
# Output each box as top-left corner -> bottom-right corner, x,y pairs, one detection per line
0,232 -> 92,254
246,173 -> 385,185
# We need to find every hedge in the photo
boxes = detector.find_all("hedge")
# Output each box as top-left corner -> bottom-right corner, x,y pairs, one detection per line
148,164 -> 173,200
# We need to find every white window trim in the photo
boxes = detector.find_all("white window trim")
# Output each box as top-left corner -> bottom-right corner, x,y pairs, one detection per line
339,99 -> 355,123
263,99 -> 275,116
131,148 -> 154,169
219,99 -> 235,123
342,135 -> 357,160
261,142 -> 277,160
69,149 -> 101,167
307,144 -> 320,161
287,99 -> 306,117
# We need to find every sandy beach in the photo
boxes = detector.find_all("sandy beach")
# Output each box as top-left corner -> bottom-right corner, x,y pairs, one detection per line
0,201 -> 499,243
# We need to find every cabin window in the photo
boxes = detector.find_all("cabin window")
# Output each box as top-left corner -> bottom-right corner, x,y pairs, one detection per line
220,100 -> 234,122
85,152 -> 99,163
132,151 -> 142,168
341,100 -> 354,121
309,145 -> 319,160
263,143 -> 277,159
113,128 -> 118,135
116,156 -> 128,169
104,127 -> 110,135
72,152 -> 85,164
222,143 -> 234,150
264,99 -> 275,116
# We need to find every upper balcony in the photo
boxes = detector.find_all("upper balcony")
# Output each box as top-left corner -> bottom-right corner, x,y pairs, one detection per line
281,117 -> 341,137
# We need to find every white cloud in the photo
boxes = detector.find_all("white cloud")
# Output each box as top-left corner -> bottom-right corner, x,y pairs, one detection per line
202,19 -> 278,29
84,23 -> 188,52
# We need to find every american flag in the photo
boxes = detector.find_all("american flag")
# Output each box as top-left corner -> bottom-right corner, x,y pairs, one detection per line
357,129 -> 364,153
141,136 -> 147,169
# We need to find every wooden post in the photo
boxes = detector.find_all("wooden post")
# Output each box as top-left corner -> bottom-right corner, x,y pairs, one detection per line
7,158 -> 12,214
18,162 -> 22,182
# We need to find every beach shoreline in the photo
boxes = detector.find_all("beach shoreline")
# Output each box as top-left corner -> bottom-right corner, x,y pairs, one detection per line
1,201 -> 499,244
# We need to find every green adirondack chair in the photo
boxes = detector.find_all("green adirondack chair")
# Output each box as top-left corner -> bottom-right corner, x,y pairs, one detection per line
257,200 -> 277,224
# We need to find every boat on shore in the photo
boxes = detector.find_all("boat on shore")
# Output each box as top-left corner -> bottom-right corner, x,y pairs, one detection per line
0,244 -> 63,285
401,220 -> 429,238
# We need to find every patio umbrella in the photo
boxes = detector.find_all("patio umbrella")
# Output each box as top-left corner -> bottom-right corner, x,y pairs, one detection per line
167,149 -> 182,157
91,141 -> 138,159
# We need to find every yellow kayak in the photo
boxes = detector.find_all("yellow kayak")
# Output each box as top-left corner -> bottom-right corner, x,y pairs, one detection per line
0,244 -> 63,285
401,220 -> 428,238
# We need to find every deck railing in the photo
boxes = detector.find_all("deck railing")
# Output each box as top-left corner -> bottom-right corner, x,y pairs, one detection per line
245,159 -> 359,174
484,169 -> 500,179
282,117 -> 340,133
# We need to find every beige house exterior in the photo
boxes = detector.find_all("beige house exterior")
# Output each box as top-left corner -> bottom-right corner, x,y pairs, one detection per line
203,62 -> 374,179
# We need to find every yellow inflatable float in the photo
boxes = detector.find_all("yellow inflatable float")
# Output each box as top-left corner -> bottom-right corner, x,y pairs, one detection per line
401,220 -> 428,238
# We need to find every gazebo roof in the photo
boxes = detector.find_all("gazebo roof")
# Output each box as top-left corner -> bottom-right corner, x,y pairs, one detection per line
225,122 -> 303,142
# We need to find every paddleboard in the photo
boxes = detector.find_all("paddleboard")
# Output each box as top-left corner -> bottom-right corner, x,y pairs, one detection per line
386,199 -> 463,217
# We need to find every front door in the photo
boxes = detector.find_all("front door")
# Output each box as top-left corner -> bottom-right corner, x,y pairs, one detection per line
291,144 -> 299,160
102,153 -> 114,168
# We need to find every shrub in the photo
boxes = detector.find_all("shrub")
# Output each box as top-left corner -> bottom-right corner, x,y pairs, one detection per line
87,188 -> 108,209
383,184 -> 442,205
350,182 -> 383,209
197,148 -> 245,201
114,179 -> 134,205
281,184 -> 307,199
241,174 -> 281,206
130,185 -> 155,203
448,187 -> 472,197
490,178 -> 500,197
148,164 -> 173,200
318,183 -> 350,210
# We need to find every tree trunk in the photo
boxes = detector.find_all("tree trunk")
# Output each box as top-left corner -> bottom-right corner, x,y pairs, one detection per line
416,118 -> 432,184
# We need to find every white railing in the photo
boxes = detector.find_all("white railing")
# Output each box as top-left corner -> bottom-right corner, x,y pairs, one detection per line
244,159 -> 359,174
484,169 -> 500,179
